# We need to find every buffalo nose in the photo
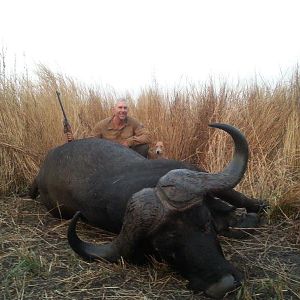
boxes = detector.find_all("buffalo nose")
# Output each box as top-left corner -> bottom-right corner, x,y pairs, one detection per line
205,274 -> 241,299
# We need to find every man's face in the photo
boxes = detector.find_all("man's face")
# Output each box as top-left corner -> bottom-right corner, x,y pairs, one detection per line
113,100 -> 128,120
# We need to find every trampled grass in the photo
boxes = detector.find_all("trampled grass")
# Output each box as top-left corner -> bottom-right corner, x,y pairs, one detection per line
1,196 -> 299,299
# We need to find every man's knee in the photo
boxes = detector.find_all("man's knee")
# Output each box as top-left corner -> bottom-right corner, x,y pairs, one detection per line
131,144 -> 149,158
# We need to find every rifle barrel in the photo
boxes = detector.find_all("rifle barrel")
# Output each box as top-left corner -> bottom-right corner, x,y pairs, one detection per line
56,91 -> 68,121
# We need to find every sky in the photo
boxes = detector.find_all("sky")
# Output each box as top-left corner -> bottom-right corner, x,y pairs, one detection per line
1,0 -> 300,94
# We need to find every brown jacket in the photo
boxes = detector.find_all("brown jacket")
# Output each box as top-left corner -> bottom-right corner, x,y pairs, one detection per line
92,116 -> 151,147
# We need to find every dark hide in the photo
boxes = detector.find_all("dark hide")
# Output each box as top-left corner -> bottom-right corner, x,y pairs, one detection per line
30,138 -> 200,232
30,138 -> 260,232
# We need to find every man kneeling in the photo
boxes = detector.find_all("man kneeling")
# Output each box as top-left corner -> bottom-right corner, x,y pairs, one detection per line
92,98 -> 150,158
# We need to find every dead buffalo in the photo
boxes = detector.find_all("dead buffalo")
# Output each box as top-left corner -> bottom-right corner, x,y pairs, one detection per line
30,123 -> 259,298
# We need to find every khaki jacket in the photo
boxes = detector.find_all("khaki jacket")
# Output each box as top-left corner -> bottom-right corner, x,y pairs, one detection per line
92,116 -> 151,147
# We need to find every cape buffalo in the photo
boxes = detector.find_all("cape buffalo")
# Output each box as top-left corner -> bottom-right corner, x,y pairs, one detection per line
30,123 -> 261,298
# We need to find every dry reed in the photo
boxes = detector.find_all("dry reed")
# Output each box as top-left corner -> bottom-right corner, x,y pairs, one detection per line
0,60 -> 299,219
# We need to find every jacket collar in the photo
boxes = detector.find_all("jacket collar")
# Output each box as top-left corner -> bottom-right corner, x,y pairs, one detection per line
107,116 -> 128,130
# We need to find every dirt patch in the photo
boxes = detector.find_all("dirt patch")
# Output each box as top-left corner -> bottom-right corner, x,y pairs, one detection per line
1,196 -> 300,300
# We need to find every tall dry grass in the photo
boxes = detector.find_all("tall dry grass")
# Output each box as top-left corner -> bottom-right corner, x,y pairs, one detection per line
0,62 -> 299,219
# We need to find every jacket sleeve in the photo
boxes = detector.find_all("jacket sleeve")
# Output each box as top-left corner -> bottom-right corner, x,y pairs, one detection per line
127,123 -> 151,147
91,122 -> 103,138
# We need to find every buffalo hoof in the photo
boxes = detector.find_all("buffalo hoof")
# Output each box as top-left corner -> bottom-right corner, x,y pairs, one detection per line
220,212 -> 261,239
223,213 -> 260,239
246,199 -> 269,213
205,274 -> 241,299
235,212 -> 260,228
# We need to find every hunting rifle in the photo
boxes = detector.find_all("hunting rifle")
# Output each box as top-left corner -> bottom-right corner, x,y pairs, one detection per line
56,91 -> 74,142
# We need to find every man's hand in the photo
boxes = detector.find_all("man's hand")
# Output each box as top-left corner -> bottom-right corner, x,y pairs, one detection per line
63,120 -> 74,142
63,120 -> 72,134
121,140 -> 129,147
66,131 -> 74,142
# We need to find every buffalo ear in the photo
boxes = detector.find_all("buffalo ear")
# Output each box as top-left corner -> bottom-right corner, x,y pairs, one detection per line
205,196 -> 235,213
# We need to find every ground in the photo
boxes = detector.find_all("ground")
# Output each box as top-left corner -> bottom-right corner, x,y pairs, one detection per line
1,196 -> 300,300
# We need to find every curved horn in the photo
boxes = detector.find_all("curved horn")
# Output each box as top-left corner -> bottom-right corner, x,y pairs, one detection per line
157,123 -> 249,201
68,211 -> 120,262
208,123 -> 249,188
68,189 -> 163,262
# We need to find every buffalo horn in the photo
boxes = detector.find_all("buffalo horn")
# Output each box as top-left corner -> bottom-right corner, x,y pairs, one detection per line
158,123 -> 249,201
68,189 -> 161,262
205,122 -> 249,191
68,211 -> 121,262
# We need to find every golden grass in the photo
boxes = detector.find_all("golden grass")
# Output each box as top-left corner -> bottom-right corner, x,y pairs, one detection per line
0,63 -> 299,219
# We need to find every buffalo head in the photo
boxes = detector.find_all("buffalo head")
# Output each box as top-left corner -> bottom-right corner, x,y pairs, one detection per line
68,123 -> 248,298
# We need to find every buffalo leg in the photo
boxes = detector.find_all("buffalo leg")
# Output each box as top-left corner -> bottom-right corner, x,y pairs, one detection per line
131,144 -> 149,158
40,192 -> 74,219
206,194 -> 263,237
215,189 -> 266,213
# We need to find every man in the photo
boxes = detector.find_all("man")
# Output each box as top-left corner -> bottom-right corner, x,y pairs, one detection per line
92,98 -> 151,157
